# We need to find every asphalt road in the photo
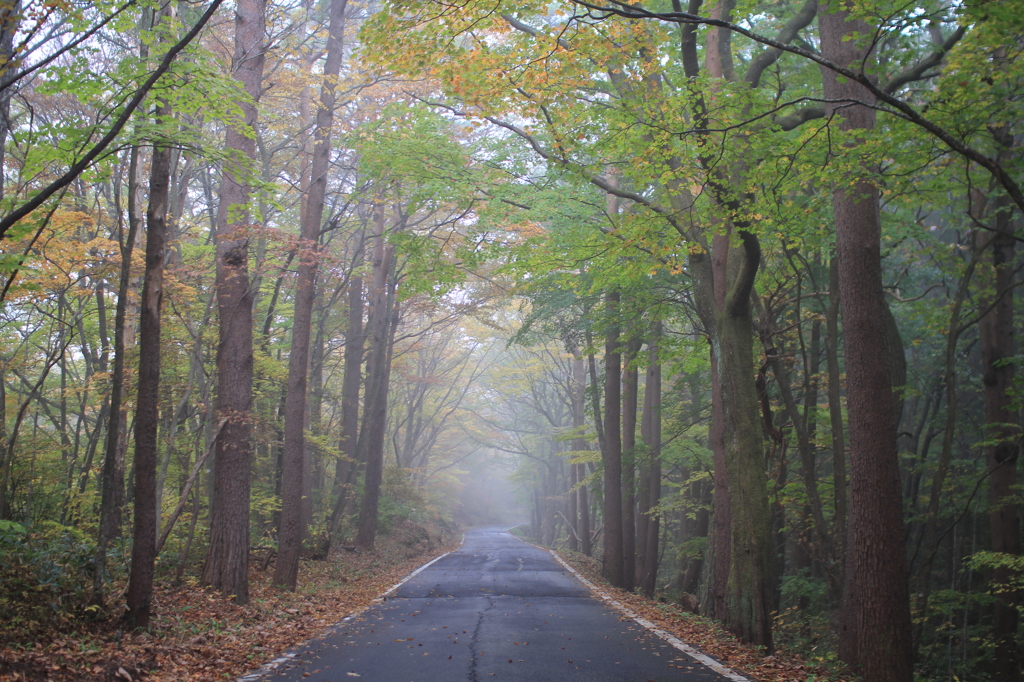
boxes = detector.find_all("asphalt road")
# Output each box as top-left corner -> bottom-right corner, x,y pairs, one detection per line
245,527 -> 734,681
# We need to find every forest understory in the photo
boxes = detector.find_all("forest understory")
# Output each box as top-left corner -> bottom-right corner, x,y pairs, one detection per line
0,521 -> 459,682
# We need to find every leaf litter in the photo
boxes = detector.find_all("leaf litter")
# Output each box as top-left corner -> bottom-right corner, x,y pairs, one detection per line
554,549 -> 855,682
0,521 -> 459,681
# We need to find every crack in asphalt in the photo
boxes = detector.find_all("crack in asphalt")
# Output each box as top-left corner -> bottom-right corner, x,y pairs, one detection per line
466,594 -> 494,682
239,527 -> 739,681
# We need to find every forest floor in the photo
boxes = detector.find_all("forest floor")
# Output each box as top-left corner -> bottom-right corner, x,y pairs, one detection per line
554,548 -> 855,682
0,520 -> 460,681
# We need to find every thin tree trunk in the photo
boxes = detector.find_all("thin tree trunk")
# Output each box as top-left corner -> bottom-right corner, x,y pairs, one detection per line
602,291 -> 624,587
327,265 -> 364,550
355,206 -> 396,550
93,145 -> 142,604
126,17 -> 175,622
754,294 -> 833,578
0,362 -> 6,516
275,0 -> 348,590
908,237 -> 981,655
157,420 -> 225,556
565,462 -> 578,551
572,353 -> 592,558
621,335 -> 640,591
638,321 -> 662,597
825,254 -> 847,573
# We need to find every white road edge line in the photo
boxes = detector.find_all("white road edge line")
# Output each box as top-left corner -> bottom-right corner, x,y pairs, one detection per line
549,550 -> 751,682
237,535 -> 465,682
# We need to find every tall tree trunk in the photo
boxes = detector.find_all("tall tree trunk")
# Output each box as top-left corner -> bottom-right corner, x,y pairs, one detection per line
326,261 -> 364,550
602,291 -> 624,587
568,356 -> 582,554
638,321 -> 662,597
275,0 -> 348,590
92,147 -> 141,604
573,353 -> 592,557
825,254 -> 847,573
691,226 -> 772,648
126,12 -> 175,622
567,458 -> 579,552
621,335 -> 640,591
305,296 -> 325,538
718,274 -> 772,648
355,207 -> 396,550
820,5 -> 913,679
980,200 -> 1020,682
202,0 -> 266,606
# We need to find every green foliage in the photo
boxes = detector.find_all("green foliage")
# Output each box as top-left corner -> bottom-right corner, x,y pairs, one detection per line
0,521 -> 103,638
965,551 -> 1024,596
379,467 -> 429,532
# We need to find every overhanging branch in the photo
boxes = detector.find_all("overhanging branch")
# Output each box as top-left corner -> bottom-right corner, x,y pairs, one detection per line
570,0 -> 1024,215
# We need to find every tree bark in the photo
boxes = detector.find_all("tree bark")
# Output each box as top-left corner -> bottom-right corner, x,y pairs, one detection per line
980,201 -> 1020,682
638,321 -> 661,596
92,146 -> 141,605
0,0 -> 18,204
355,206 -> 396,550
126,16 -> 175,622
690,223 -> 772,648
825,255 -> 847,573
820,4 -> 913,678
327,258 -> 364,549
601,291 -> 624,587
202,0 -> 266,606
621,335 -> 640,591
275,0 -> 348,590
573,354 -> 592,557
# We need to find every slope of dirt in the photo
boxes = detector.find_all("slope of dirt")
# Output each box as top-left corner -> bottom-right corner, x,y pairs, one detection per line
0,521 -> 460,681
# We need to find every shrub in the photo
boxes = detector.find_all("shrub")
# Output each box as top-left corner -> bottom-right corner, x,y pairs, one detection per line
0,519 -> 98,639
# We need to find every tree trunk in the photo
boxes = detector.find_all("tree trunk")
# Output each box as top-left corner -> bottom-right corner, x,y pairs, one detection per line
691,225 -> 772,648
718,283 -> 773,648
573,353 -> 592,557
0,0 -> 18,204
980,203 -> 1020,682
820,4 -> 913,678
126,19 -> 175,623
327,262 -> 364,549
638,321 -> 662,597
567,441 -> 579,553
355,207 -> 396,550
275,0 -> 348,590
601,291 -> 624,587
621,335 -> 640,591
92,147 -> 141,605
202,0 -> 266,606
826,254 -> 847,572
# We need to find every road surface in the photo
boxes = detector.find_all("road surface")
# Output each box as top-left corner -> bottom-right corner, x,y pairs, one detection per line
245,527 -> 736,681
